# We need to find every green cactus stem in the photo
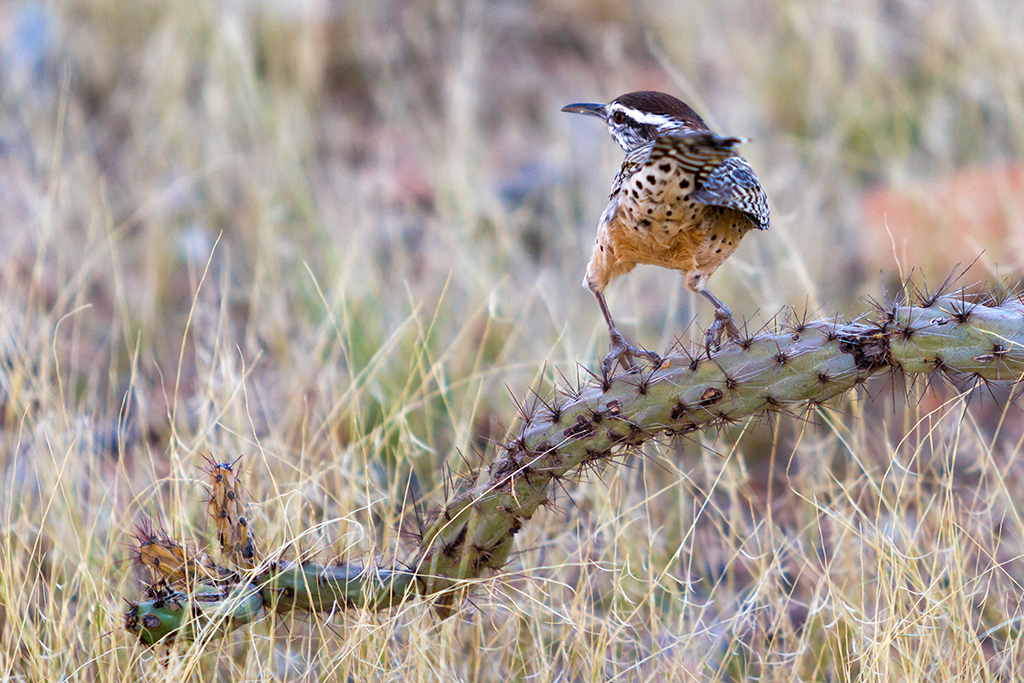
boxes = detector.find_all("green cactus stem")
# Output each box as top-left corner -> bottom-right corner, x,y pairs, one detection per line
125,583 -> 263,647
409,296 -> 1024,612
125,292 -> 1024,644
127,563 -> 417,647
261,562 -> 417,613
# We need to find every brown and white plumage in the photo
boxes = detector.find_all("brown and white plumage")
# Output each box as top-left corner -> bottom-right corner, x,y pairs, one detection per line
563,91 -> 770,376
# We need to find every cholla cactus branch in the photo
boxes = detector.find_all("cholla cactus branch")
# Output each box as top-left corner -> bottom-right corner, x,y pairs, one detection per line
126,583 -> 264,646
126,563 -> 419,646
409,295 -> 1024,614
125,292 -> 1024,645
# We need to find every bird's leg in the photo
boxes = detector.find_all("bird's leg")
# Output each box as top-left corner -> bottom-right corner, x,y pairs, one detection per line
700,288 -> 741,352
594,291 -> 661,379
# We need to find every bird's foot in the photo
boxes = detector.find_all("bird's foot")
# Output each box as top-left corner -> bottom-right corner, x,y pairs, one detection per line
603,329 -> 661,381
704,308 -> 741,354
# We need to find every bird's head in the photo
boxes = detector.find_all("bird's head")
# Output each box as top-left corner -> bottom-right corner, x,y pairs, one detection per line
562,91 -> 709,152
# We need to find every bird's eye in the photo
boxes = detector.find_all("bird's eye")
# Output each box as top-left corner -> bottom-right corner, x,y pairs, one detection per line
611,111 -> 626,124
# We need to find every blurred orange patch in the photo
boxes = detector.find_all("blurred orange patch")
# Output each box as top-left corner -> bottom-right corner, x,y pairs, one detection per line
862,164 -> 1024,277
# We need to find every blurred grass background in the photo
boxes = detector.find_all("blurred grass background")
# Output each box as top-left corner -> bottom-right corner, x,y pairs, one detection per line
2,0 -> 1024,679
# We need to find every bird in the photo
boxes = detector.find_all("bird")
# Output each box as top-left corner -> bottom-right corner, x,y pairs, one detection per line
562,91 -> 770,379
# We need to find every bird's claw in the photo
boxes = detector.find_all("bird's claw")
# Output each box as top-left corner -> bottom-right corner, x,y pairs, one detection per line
603,329 -> 661,380
704,308 -> 741,354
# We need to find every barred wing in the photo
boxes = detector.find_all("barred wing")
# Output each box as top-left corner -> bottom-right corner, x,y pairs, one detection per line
608,131 -> 769,232
689,155 -> 770,229
645,132 -> 746,188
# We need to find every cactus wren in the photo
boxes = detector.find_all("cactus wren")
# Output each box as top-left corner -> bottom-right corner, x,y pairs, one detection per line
563,91 -> 770,378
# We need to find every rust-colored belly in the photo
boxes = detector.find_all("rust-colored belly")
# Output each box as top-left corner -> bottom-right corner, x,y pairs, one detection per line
585,202 -> 754,293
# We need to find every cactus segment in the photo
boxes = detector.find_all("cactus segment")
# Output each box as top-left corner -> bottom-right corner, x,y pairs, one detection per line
125,583 -> 264,647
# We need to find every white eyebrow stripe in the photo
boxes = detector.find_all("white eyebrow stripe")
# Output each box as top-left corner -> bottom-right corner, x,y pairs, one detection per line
611,106 -> 676,127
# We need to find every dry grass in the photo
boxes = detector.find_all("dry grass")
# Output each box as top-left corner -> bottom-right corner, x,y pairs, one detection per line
2,0 -> 1024,679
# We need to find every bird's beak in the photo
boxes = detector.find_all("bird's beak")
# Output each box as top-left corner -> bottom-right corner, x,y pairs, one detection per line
561,102 -> 606,119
